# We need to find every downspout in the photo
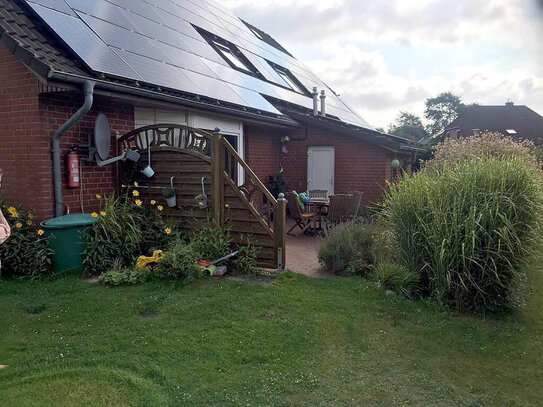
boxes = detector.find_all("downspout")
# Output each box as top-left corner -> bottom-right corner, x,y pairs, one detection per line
52,80 -> 95,217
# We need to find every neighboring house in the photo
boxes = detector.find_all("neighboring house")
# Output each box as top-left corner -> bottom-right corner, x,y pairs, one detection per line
0,0 -> 423,224
443,102 -> 543,145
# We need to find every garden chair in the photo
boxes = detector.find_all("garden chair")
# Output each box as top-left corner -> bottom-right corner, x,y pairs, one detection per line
309,190 -> 328,199
286,193 -> 317,237
349,191 -> 363,218
323,194 -> 355,227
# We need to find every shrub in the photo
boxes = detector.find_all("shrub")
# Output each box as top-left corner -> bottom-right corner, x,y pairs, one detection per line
424,132 -> 540,172
0,202 -> 53,278
383,155 -> 543,312
99,266 -> 149,286
231,240 -> 259,275
317,221 -> 376,275
83,196 -> 141,276
83,194 -> 178,276
191,220 -> 232,261
155,240 -> 201,280
371,262 -> 420,299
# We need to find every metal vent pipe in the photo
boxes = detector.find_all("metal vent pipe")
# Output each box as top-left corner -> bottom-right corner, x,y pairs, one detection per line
320,90 -> 326,116
312,87 -> 319,116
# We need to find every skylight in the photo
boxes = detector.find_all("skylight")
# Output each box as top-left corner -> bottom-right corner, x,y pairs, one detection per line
268,63 -> 308,95
212,40 -> 252,72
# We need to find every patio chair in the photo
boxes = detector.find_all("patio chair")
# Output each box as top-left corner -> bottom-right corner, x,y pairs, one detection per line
286,193 -> 317,237
309,190 -> 328,199
323,194 -> 355,226
350,191 -> 363,218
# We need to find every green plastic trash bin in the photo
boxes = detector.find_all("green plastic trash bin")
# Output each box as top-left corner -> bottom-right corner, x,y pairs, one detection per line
41,213 -> 97,272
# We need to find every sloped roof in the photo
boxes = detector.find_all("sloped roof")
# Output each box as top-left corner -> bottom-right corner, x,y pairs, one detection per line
0,0 -> 424,152
445,104 -> 543,145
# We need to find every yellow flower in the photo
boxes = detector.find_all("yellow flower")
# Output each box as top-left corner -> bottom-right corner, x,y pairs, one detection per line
15,222 -> 22,228
8,207 -> 18,218
28,213 -> 34,219
100,211 -> 107,217
135,199 -> 143,207
134,181 -> 139,187
96,194 -> 102,199
37,229 -> 45,236
27,220 -> 32,226
91,212 -> 99,218
385,179 -> 391,186
164,228 -> 172,235
157,205 -> 164,211
150,200 -> 157,205
132,190 -> 140,197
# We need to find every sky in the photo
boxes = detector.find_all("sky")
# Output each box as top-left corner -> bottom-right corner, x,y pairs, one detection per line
218,0 -> 543,130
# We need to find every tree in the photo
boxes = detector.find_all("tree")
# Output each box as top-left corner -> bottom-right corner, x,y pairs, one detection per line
387,111 -> 428,141
424,92 -> 465,136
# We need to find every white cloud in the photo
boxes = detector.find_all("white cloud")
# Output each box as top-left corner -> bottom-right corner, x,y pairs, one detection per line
218,0 -> 543,128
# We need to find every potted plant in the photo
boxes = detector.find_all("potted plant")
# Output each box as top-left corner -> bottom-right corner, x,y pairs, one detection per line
163,186 -> 177,208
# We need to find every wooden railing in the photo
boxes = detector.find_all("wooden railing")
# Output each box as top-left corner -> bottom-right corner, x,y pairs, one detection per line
213,133 -> 286,269
118,125 -> 286,269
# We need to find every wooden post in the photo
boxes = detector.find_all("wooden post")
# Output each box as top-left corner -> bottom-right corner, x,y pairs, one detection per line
274,193 -> 287,270
211,129 -> 222,226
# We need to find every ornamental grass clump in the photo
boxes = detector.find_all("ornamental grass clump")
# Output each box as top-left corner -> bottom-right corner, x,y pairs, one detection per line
383,154 -> 543,312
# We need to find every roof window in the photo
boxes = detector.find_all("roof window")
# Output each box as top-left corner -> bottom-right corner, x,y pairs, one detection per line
268,62 -> 308,95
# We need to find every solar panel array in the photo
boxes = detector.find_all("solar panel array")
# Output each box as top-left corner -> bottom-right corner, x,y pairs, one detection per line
25,0 -> 373,129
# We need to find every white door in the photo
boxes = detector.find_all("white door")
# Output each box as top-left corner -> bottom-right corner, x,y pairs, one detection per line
307,146 -> 335,195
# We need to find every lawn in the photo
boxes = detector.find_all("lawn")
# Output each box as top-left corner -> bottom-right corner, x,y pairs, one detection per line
1,271 -> 542,406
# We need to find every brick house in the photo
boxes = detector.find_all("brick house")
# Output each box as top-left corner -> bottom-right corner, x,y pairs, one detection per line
443,102 -> 543,145
0,0 -> 423,222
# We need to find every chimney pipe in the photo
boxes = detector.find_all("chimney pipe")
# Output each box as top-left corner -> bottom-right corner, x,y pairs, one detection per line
320,90 -> 326,116
312,87 -> 319,116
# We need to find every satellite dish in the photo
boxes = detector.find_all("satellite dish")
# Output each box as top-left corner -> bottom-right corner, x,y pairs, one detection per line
91,113 -> 141,168
94,113 -> 111,161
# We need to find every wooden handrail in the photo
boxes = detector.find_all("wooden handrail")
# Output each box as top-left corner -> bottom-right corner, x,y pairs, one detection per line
220,137 -> 279,207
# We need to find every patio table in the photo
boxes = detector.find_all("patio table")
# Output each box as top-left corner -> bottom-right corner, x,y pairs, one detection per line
306,198 -> 330,230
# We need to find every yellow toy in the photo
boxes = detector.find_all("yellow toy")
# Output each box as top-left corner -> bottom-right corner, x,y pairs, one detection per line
136,250 -> 164,270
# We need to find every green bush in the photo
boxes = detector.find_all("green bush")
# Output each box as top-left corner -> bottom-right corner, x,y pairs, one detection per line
99,266 -> 149,286
191,220 -> 232,261
83,195 -> 178,276
83,196 -> 141,276
155,240 -> 201,280
371,262 -> 420,299
0,202 -> 53,278
317,221 -> 376,275
231,240 -> 259,275
383,155 -> 543,312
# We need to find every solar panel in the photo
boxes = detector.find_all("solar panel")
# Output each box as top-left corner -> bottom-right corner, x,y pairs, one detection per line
76,13 -> 166,61
183,70 -> 248,106
228,84 -> 282,114
26,0 -> 76,16
114,49 -> 200,94
24,0 -> 375,127
154,41 -> 217,77
64,0 -> 136,30
27,3 -> 141,80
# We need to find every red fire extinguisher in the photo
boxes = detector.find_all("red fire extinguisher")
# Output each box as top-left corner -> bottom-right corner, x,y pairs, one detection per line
66,148 -> 80,188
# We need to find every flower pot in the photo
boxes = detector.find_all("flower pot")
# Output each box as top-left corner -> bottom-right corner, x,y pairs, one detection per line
165,196 -> 177,208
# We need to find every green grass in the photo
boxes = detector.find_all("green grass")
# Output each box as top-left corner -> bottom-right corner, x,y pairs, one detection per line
1,271 -> 542,406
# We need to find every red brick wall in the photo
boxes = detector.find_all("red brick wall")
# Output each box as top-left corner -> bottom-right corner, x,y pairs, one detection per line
0,46 -> 134,221
244,124 -> 283,183
0,46 -> 45,214
245,125 -> 410,204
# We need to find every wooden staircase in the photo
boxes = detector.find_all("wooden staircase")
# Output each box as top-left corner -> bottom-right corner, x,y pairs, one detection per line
118,124 -> 286,269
